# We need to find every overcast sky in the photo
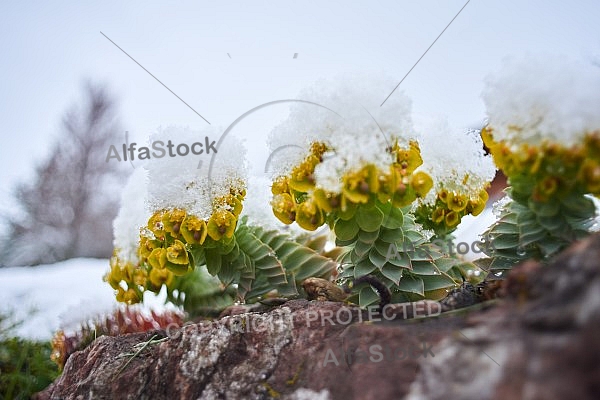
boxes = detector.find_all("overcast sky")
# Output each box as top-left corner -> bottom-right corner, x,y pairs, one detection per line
1,0 -> 599,228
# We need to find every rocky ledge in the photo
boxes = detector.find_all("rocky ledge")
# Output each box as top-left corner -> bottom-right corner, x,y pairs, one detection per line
38,234 -> 600,400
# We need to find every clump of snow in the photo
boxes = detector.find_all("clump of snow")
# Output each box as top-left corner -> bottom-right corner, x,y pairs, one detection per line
482,55 -> 600,146
145,126 -> 247,219
112,167 -> 149,265
417,117 -> 496,204
268,74 -> 414,192
491,195 -> 511,219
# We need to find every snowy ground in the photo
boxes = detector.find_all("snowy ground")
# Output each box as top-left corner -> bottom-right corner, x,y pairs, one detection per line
0,258 -> 171,340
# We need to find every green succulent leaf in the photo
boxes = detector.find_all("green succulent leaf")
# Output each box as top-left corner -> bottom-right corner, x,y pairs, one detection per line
397,274 -> 424,296
358,286 -> 380,308
204,248 -> 222,276
334,218 -> 360,241
355,205 -> 384,232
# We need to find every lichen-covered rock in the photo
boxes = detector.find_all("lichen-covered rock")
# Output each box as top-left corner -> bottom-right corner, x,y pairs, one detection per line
38,234 -> 600,400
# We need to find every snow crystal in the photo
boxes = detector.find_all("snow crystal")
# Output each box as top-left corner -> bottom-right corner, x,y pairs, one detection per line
482,55 -> 600,146
145,126 -> 247,219
268,74 -> 414,192
417,117 -> 496,204
491,195 -> 511,219
112,167 -> 149,264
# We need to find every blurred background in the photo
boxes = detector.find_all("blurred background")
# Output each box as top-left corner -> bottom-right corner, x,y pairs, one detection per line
0,0 -> 599,394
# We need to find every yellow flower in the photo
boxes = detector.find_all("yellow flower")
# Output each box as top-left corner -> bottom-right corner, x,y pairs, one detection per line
289,155 -> 319,192
411,171 -> 433,198
207,208 -> 237,241
166,240 -> 189,265
448,192 -> 468,212
295,199 -> 324,231
467,190 -> 488,216
147,212 -> 166,238
313,188 -> 340,213
271,176 -> 290,195
271,193 -> 296,224
445,211 -> 460,228
390,168 -> 416,207
230,185 -> 246,200
438,189 -> 451,205
342,165 -> 379,204
162,209 -> 186,238
310,141 -> 328,158
132,267 -> 147,286
148,248 -> 167,270
216,194 -> 243,217
180,215 -> 208,245
481,126 -> 494,149
139,237 -> 161,262
147,240 -> 191,276
105,261 -> 123,290
431,208 -> 445,224
116,287 -> 140,304
149,267 -> 173,287
395,141 -> 423,174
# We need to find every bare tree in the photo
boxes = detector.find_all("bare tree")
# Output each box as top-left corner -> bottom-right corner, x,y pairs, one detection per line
2,82 -> 127,266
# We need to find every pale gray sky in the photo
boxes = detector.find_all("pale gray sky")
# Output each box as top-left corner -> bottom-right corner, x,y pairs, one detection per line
1,0 -> 599,226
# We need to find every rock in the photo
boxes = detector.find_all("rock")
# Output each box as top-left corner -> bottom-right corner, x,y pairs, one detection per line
37,234 -> 600,400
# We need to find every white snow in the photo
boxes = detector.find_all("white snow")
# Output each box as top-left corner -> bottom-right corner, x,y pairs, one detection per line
145,125 -> 247,220
268,74 -> 414,191
482,55 -> 600,146
0,258 -> 171,340
112,167 -> 149,265
416,116 -> 496,204
453,208 -> 497,262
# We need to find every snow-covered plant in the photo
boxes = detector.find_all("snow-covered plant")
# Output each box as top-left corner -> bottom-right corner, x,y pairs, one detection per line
414,118 -> 496,240
105,127 -> 335,313
481,56 -> 600,271
268,78 -> 495,306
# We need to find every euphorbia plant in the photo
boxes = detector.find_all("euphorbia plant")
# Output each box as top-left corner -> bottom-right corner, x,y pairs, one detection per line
105,127 -> 336,315
480,56 -> 600,272
267,79 -> 496,306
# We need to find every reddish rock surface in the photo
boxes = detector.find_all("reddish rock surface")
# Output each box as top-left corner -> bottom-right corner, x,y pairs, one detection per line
38,234 -> 600,400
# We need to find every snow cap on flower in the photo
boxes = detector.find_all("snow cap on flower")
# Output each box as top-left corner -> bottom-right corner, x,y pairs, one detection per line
269,74 -> 415,193
112,167 -> 150,265
482,55 -> 600,146
145,126 -> 247,220
417,117 -> 496,204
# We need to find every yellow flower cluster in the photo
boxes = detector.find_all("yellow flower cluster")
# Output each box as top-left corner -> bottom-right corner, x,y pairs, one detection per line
271,141 -> 433,230
482,127 -> 600,201
419,187 -> 489,232
105,188 -> 245,304
105,255 -> 147,304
